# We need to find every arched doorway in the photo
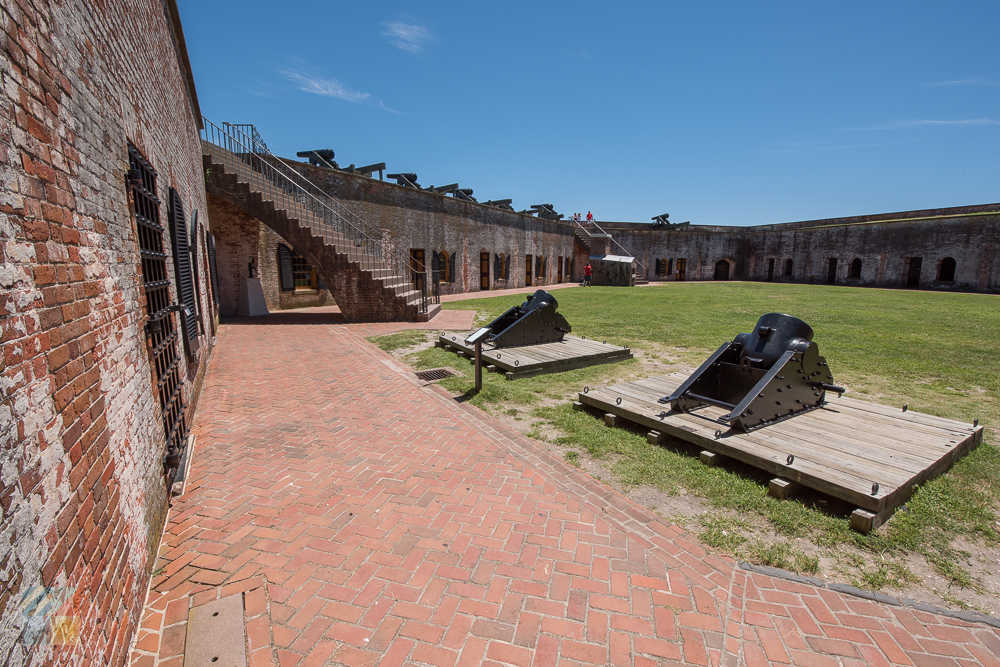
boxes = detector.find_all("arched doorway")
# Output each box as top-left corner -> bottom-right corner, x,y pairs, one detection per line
714,259 -> 730,281
848,258 -> 862,280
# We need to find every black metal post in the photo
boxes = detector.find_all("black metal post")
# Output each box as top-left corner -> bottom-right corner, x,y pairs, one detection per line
475,340 -> 483,391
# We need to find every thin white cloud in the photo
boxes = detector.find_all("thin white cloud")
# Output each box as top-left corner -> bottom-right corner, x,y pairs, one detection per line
837,119 -> 1000,131
382,19 -> 431,54
766,140 -> 918,153
281,69 -> 372,103
923,78 -> 1000,87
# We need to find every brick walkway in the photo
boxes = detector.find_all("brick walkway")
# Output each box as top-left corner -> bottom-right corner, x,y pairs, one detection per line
129,320 -> 1000,667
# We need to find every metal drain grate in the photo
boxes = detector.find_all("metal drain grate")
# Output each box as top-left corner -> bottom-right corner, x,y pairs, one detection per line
414,367 -> 457,382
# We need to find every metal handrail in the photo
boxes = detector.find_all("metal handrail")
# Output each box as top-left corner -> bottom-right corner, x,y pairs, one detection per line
573,221 -> 646,272
201,118 -> 438,313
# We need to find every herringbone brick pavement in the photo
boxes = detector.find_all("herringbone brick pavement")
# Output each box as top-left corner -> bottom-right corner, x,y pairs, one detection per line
130,321 -> 1000,667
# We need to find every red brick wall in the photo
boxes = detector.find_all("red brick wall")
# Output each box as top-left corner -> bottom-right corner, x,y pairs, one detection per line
0,1 -> 213,665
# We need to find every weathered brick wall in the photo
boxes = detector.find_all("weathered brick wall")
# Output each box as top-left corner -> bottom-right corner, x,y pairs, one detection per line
0,1 -> 213,666
258,226 -> 334,311
207,193 -> 259,317
275,162 -> 577,295
604,206 -> 1000,292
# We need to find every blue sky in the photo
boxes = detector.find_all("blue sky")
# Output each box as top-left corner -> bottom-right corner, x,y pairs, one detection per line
179,1 -> 999,226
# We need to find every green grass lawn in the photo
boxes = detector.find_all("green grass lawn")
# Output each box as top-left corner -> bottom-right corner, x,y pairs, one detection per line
371,282 -> 1000,604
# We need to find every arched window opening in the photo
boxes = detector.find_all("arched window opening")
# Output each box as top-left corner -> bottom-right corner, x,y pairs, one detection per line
438,250 -> 452,283
784,259 -> 793,277
848,258 -> 862,280
714,259 -> 730,281
938,257 -> 956,282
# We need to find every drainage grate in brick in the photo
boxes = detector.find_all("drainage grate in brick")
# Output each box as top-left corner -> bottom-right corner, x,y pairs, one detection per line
414,367 -> 457,382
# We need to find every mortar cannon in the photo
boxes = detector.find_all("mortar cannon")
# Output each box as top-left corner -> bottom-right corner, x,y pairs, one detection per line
485,289 -> 571,348
659,313 -> 844,432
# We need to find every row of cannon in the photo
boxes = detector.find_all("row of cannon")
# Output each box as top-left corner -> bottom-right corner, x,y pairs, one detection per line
483,289 -> 842,433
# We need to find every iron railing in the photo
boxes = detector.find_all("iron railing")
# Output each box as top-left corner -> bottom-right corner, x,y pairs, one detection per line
574,221 -> 646,273
201,119 -> 438,313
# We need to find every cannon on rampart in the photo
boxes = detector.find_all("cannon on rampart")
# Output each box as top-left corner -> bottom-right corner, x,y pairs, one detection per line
659,313 -> 844,432
296,149 -> 337,169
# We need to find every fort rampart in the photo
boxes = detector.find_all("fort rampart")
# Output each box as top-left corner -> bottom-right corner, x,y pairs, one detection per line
605,204 -> 1000,292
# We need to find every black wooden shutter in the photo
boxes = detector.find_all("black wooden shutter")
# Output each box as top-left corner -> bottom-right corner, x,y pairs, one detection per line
168,188 -> 198,357
189,210 -> 204,333
504,255 -> 510,280
494,254 -> 501,280
207,233 -> 220,307
432,251 -> 440,277
448,252 -> 456,284
278,244 -> 295,291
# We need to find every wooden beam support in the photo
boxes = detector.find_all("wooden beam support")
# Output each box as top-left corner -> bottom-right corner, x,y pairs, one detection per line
699,450 -> 720,467
572,401 -> 585,412
604,413 -> 618,427
850,508 -> 891,534
768,478 -> 800,500
647,430 -> 664,445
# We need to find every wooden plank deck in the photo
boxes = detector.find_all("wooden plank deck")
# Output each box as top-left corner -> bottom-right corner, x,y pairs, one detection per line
437,333 -> 633,380
578,371 -> 983,527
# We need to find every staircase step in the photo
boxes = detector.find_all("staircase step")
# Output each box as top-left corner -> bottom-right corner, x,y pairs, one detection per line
415,304 -> 442,322
204,139 -> 430,322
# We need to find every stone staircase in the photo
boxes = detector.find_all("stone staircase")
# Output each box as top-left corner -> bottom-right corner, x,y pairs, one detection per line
573,221 -> 648,285
572,222 -> 593,254
201,126 -> 439,322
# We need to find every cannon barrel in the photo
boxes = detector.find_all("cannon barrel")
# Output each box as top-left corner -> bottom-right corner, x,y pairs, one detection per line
297,148 -> 335,160
659,313 -> 841,432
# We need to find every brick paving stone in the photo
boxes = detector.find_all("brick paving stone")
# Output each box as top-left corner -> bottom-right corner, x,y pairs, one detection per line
130,320 -> 1000,666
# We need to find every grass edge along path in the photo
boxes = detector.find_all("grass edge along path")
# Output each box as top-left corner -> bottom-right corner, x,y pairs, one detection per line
369,282 -> 1000,607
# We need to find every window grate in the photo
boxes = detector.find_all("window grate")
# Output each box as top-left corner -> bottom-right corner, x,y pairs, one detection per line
129,145 -> 188,479
414,368 -> 457,382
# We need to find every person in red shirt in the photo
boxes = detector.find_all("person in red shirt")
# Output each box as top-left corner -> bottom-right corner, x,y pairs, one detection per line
586,211 -> 593,223
583,262 -> 593,286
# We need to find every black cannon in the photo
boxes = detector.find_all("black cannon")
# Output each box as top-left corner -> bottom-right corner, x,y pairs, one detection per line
483,199 -> 514,211
296,149 -> 337,169
485,290 -> 571,348
387,172 -> 419,188
531,203 -> 564,220
659,313 -> 844,432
